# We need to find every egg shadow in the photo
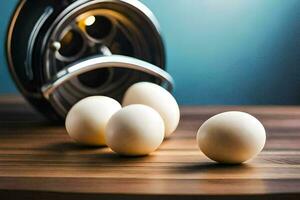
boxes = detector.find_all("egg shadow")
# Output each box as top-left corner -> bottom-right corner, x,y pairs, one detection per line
41,141 -> 107,153
174,162 -> 254,174
88,148 -> 158,165
41,141 -> 151,165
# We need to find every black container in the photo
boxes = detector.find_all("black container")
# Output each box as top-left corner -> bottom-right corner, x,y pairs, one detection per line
6,0 -> 173,121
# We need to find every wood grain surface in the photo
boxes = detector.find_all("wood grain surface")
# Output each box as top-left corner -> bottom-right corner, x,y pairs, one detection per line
0,95 -> 299,199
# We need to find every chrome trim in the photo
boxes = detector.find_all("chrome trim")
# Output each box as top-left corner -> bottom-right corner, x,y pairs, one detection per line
25,6 -> 54,80
121,0 -> 161,33
6,0 -> 42,97
41,55 -> 174,99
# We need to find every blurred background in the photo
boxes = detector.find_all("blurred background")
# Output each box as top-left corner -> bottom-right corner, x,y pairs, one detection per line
0,0 -> 300,105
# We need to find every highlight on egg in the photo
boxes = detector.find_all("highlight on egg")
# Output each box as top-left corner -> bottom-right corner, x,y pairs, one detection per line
65,96 -> 121,146
122,82 -> 180,138
105,104 -> 165,156
196,111 -> 266,164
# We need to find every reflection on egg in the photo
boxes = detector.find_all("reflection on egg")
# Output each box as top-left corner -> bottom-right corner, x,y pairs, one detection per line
197,111 -> 266,164
65,96 -> 121,146
106,104 -> 165,156
122,82 -> 180,138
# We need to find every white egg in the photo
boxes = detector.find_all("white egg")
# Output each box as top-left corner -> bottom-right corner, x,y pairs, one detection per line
122,82 -> 180,138
197,111 -> 266,164
65,96 -> 121,146
106,104 -> 165,156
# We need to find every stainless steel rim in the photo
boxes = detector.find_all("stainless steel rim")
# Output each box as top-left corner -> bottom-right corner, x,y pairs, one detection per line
42,55 -> 174,99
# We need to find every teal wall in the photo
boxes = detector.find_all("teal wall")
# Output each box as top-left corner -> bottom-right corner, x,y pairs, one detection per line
0,0 -> 19,93
1,0 -> 300,105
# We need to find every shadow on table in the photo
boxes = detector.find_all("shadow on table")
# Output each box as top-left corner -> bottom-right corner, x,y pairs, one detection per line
41,141 -> 151,163
174,162 -> 255,174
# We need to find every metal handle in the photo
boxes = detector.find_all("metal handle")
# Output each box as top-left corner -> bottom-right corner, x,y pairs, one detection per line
41,55 -> 174,99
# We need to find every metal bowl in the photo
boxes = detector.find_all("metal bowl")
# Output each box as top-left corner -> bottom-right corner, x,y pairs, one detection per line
7,0 -> 170,121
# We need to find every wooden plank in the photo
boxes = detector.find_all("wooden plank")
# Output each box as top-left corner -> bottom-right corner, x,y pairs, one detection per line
0,95 -> 299,199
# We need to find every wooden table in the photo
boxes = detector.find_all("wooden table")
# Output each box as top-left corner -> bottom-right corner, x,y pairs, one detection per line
0,96 -> 299,199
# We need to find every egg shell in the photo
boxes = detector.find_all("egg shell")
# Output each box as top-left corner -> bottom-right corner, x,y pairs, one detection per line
106,104 -> 165,156
122,82 -> 180,138
197,111 -> 266,164
65,96 -> 121,146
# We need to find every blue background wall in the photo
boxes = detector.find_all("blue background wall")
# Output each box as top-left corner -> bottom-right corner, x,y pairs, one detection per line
1,0 -> 300,105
